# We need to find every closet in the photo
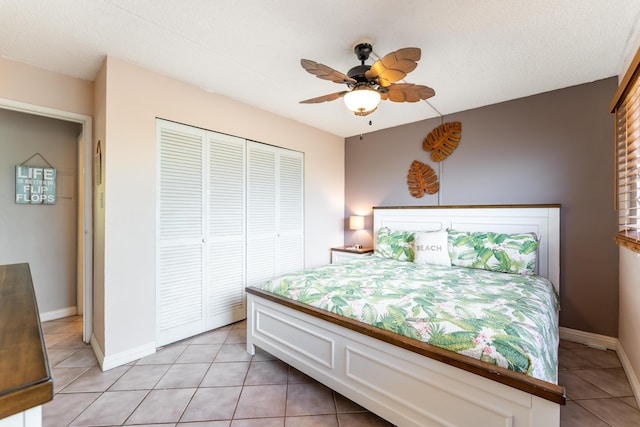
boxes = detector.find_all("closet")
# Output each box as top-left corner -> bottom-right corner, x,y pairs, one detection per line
156,120 -> 303,346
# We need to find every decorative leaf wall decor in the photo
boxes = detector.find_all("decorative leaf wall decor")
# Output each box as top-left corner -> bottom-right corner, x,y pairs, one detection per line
407,160 -> 439,198
423,121 -> 462,162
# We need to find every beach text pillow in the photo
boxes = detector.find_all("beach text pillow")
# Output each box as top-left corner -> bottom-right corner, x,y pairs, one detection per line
413,230 -> 451,266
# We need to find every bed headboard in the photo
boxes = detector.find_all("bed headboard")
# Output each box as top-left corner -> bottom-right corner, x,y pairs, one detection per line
372,205 -> 560,291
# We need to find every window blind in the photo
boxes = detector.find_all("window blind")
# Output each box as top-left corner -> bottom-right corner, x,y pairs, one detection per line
612,47 -> 640,253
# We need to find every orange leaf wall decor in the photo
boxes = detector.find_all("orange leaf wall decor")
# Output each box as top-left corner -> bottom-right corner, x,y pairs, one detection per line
422,121 -> 462,162
407,160 -> 439,198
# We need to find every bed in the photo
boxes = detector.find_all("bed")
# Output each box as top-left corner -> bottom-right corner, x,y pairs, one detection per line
246,205 -> 565,427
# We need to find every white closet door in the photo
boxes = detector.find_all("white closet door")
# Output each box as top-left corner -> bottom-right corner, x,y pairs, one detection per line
157,120 -> 206,346
278,150 -> 304,274
247,141 -> 304,287
246,141 -> 277,287
206,132 -> 246,328
157,121 -> 304,346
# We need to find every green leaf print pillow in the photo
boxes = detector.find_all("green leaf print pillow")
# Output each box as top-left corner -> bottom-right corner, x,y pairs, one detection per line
374,227 -> 415,261
447,229 -> 539,275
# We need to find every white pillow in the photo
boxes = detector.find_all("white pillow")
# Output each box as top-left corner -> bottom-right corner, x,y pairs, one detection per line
413,230 -> 451,266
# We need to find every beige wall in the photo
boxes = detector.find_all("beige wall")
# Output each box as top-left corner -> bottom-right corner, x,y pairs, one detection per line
619,248 -> 640,382
97,57 -> 344,362
617,29 -> 640,396
0,55 -> 344,367
0,57 -> 93,115
92,60 -> 107,350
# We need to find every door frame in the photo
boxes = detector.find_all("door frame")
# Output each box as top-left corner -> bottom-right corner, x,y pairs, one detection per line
0,98 -> 94,342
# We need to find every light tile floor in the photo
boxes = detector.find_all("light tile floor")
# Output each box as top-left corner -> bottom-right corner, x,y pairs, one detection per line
42,316 -> 640,426
42,316 -> 392,426
559,340 -> 640,426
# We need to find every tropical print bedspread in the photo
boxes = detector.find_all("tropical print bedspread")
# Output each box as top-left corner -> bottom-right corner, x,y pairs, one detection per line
259,257 -> 560,383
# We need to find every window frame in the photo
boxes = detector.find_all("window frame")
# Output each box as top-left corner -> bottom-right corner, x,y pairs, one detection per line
611,47 -> 640,254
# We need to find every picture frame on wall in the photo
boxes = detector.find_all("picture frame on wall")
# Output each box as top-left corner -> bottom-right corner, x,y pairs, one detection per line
15,152 -> 57,205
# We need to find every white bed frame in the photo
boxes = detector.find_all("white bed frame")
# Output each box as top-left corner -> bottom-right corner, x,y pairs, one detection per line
247,205 -> 563,427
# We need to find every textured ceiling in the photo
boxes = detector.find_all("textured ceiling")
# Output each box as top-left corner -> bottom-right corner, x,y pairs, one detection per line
1,0 -> 639,138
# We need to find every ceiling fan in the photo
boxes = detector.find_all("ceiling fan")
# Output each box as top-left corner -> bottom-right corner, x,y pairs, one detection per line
299,40 -> 435,117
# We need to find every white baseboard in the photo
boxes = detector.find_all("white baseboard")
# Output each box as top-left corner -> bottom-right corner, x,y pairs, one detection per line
560,327 -> 640,407
90,334 -> 105,370
559,327 -> 618,351
40,306 -> 77,322
91,333 -> 156,371
616,343 -> 640,408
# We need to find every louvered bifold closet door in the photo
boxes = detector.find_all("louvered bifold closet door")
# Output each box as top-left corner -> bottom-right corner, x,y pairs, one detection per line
157,120 -> 206,347
157,121 -> 303,346
246,141 -> 277,287
278,151 -> 304,274
247,141 -> 304,287
206,133 -> 246,328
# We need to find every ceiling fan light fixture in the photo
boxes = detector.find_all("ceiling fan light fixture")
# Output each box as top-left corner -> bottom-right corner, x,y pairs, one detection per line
343,86 -> 381,116
300,43 -> 433,116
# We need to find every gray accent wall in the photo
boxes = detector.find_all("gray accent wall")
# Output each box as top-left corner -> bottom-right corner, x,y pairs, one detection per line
0,108 -> 81,314
345,77 -> 618,337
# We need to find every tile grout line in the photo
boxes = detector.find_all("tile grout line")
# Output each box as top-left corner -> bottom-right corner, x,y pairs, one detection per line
559,340 -> 640,425
572,398 -> 617,427
120,389 -> 152,427
43,318 -> 422,426
45,324 -> 99,427
147,339 -> 210,425
284,365 -> 290,420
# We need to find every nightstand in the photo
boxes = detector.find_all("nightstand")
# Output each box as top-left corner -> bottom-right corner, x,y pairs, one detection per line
330,246 -> 374,264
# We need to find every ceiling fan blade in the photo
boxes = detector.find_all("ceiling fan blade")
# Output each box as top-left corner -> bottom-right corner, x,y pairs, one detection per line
365,47 -> 421,87
382,83 -> 435,103
300,59 -> 356,84
299,91 -> 347,104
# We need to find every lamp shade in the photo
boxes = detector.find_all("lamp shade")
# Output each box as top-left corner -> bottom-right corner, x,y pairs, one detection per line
343,87 -> 381,116
349,215 -> 365,230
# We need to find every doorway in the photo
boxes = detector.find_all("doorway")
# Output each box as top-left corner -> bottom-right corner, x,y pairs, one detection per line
0,98 -> 93,343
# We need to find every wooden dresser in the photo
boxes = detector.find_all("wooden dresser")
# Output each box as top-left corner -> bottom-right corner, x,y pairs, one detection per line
0,263 -> 53,426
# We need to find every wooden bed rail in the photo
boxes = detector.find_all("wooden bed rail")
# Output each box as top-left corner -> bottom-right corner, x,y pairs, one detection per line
246,286 -> 566,405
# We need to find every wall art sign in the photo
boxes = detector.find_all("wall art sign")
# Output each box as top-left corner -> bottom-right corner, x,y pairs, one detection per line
15,165 -> 57,205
